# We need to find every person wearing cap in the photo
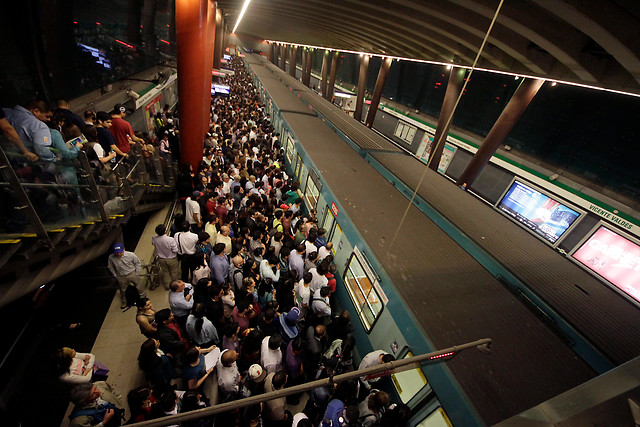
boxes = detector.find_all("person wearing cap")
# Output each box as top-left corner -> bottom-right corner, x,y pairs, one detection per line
107,242 -> 146,309
185,191 -> 202,233
277,307 -> 301,347
245,364 -> 267,397
110,103 -> 143,155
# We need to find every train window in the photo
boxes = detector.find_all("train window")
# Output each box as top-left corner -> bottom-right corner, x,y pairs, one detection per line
391,350 -> 428,404
394,121 -> 417,144
294,155 -> 302,179
299,163 -> 309,193
285,134 -> 295,164
321,208 -> 336,241
330,222 -> 343,255
415,407 -> 453,427
344,250 -> 383,331
304,175 -> 319,210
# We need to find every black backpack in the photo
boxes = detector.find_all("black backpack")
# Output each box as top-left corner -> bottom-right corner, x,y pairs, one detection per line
123,285 -> 140,311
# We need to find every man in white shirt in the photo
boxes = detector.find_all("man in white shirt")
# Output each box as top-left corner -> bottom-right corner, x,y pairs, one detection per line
260,334 -> 283,374
151,224 -> 179,290
259,256 -> 281,284
217,349 -> 241,398
185,191 -> 202,233
317,242 -> 333,261
311,287 -> 332,318
174,221 -> 199,282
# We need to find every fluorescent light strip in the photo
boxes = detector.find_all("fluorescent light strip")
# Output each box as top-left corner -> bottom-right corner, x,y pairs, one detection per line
232,0 -> 252,34
265,39 -> 640,98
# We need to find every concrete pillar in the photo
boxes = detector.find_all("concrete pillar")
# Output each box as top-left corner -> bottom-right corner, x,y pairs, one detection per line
456,78 -> 544,187
320,50 -> 329,97
354,54 -> 369,122
365,57 -> 392,127
428,67 -> 466,172
290,45 -> 298,77
176,0 -> 208,168
127,0 -> 143,45
270,43 -> 276,64
326,51 -> 339,101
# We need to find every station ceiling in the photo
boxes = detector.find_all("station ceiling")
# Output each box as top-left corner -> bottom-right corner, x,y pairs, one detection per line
217,0 -> 640,95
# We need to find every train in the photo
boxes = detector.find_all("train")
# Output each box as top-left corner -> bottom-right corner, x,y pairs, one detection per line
240,53 -> 640,426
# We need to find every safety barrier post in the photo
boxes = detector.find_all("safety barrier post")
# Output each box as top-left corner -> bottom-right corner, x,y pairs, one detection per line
77,150 -> 111,227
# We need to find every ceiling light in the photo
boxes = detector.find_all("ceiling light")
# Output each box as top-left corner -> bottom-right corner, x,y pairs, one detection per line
446,65 -> 452,70
232,0 -> 252,34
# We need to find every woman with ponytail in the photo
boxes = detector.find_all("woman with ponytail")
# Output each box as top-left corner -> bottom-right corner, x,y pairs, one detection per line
186,302 -> 220,347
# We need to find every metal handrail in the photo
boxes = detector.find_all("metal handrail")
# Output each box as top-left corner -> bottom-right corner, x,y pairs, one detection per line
126,338 -> 492,427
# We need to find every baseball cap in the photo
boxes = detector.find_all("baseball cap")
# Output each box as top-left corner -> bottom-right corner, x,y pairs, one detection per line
286,307 -> 301,323
248,364 -> 266,382
112,103 -> 128,115
112,243 -> 125,254
192,190 -> 202,199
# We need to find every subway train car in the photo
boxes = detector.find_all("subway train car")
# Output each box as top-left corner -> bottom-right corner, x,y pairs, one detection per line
238,53 -> 639,426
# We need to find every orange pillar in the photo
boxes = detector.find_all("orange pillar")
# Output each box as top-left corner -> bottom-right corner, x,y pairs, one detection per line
203,0 -> 215,140
176,0 -> 208,168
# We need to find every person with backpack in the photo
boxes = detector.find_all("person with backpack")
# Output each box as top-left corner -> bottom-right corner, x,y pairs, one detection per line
107,243 -> 146,310
68,382 -> 125,427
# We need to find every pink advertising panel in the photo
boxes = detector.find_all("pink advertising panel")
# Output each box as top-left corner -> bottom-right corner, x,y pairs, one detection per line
572,226 -> 640,302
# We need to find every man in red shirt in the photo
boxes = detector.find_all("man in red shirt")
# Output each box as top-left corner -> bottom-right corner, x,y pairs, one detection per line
110,103 -> 143,155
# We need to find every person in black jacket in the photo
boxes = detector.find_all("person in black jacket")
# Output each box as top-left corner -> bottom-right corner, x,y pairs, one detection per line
155,308 -> 187,359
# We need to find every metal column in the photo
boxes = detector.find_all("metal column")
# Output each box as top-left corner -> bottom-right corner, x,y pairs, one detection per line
320,50 -> 329,98
365,57 -> 392,128
281,44 -> 288,71
354,54 -> 369,122
325,50 -> 339,101
303,49 -> 313,87
176,0 -> 208,168
428,67 -> 466,172
290,45 -> 297,78
456,78 -> 544,187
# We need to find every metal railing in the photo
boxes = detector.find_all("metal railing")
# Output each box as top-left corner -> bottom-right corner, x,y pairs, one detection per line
126,338 -> 492,427
0,137 -> 177,249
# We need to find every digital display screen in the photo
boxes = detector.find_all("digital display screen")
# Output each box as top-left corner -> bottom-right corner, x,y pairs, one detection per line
497,180 -> 580,244
223,54 -> 231,60
573,226 -> 640,303
211,84 -> 230,95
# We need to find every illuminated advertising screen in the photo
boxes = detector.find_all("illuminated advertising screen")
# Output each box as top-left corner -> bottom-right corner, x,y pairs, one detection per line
572,226 -> 640,303
211,84 -> 230,96
497,180 -> 580,244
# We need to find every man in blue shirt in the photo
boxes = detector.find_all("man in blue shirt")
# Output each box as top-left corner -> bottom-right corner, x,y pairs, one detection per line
2,100 -> 56,161
209,242 -> 230,285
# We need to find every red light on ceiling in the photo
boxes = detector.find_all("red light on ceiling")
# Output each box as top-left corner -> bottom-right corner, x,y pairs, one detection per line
160,39 -> 170,45
429,351 -> 455,360
140,25 -> 143,28
167,24 -> 170,27
115,39 -> 134,49
73,21 -> 78,24
96,22 -> 101,26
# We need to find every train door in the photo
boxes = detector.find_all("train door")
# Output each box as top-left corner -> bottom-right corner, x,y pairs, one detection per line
412,407 -> 454,427
390,348 -> 432,408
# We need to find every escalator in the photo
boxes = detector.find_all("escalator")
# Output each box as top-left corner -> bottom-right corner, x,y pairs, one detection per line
0,137 -> 177,307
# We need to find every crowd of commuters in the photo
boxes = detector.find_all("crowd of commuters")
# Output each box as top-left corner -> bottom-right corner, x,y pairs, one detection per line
49,57 -> 409,427
0,96 -> 177,230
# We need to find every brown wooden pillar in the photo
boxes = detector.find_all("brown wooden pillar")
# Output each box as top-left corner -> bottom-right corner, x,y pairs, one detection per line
270,43 -> 276,64
142,0 -> 158,54
456,78 -> 544,187
325,51 -> 339,101
281,44 -> 288,71
320,50 -> 329,97
365,57 -> 392,127
176,0 -> 208,168
354,54 -> 369,122
428,67 -> 466,172
290,45 -> 298,77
